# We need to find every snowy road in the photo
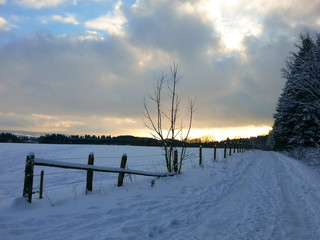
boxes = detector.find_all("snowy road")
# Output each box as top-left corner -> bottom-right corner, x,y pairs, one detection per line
195,151 -> 320,240
1,147 -> 320,240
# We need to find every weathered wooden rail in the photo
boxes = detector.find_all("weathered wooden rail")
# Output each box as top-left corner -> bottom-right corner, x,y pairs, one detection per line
34,158 -> 175,177
22,152 -> 175,203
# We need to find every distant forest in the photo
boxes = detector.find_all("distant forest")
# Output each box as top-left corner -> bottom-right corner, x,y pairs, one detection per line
0,132 -> 268,149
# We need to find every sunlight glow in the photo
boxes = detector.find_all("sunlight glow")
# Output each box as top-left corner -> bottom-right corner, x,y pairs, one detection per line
135,125 -> 272,142
190,126 -> 272,141
180,0 -> 262,50
188,126 -> 272,141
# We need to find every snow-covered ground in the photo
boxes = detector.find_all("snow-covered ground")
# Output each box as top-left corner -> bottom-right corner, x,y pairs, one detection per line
1,143 -> 320,240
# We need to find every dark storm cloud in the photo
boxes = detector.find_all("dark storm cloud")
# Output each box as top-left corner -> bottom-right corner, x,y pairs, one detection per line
123,1 -> 219,59
195,35 -> 294,127
0,32 -> 147,119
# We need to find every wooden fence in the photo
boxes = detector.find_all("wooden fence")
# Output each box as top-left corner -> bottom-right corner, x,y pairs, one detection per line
23,144 -> 247,203
22,152 -> 177,203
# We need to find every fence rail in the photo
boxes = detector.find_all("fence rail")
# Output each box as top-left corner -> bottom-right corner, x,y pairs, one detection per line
34,158 -> 176,177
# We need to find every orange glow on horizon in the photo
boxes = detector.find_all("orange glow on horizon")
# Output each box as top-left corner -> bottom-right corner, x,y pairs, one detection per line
134,125 -> 272,142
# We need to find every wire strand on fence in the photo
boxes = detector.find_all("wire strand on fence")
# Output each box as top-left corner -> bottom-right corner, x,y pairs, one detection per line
43,190 -> 54,206
41,178 -> 87,191
36,148 -> 227,170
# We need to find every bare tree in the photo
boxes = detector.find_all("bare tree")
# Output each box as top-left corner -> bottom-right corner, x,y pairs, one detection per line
144,63 -> 196,173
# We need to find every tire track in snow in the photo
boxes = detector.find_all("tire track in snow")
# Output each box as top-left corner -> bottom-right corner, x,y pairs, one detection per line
270,152 -> 320,239
194,151 -> 275,239
192,151 -> 320,240
237,152 -> 280,240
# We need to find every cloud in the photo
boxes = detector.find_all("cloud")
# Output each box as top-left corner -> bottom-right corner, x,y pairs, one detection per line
0,17 -> 10,31
242,0 -> 320,19
0,112 -> 142,135
13,0 -> 67,8
75,30 -> 105,41
50,14 -> 79,25
0,32 -> 144,118
0,17 -> 18,32
85,1 -> 126,36
1,0 -> 320,136
0,112 -> 85,133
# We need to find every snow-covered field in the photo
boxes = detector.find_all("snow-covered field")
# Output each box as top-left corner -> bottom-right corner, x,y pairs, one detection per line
1,143 -> 320,240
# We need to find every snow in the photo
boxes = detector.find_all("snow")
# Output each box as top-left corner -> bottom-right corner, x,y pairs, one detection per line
1,143 -> 320,239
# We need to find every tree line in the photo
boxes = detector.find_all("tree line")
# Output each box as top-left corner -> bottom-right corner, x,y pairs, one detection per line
0,133 -> 161,146
0,131 -> 261,149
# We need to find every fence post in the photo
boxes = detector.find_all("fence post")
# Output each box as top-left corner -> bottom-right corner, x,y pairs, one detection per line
118,154 -> 127,187
214,145 -> 217,161
23,153 -> 34,203
229,144 -> 232,156
224,143 -> 227,159
86,152 -> 94,194
173,150 -> 178,173
199,145 -> 202,166
39,170 -> 44,199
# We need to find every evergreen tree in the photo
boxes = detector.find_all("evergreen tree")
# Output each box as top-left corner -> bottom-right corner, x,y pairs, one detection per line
272,33 -> 320,149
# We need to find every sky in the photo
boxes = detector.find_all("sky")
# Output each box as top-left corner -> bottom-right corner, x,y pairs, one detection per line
0,0 -> 319,141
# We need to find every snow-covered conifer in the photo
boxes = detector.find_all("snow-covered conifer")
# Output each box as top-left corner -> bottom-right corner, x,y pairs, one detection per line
272,33 -> 320,149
